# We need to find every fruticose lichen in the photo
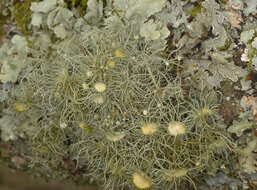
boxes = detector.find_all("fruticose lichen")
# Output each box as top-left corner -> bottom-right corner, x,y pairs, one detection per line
1,14 -> 231,190
0,0 -> 256,189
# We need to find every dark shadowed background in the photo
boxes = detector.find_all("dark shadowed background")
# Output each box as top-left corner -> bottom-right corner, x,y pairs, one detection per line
0,166 -> 100,190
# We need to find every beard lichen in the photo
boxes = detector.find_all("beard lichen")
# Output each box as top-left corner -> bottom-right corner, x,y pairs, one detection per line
4,25 -> 232,189
1,3 -> 234,190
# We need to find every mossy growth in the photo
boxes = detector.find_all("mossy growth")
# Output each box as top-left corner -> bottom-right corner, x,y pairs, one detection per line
187,4 -> 202,17
13,0 -> 41,36
64,0 -> 88,16
11,0 -> 89,40
249,48 -> 257,69
0,6 -> 8,41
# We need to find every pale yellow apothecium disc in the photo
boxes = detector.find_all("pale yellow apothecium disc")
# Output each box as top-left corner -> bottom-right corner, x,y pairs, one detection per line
167,122 -> 186,136
141,123 -> 158,135
107,60 -> 116,68
94,82 -> 106,92
133,171 -> 152,189
115,49 -> 126,58
13,103 -> 30,112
